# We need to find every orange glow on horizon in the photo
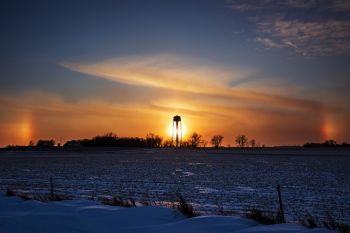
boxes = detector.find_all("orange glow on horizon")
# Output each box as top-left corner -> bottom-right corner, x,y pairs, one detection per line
0,88 -> 348,147
322,118 -> 335,140
19,121 -> 32,145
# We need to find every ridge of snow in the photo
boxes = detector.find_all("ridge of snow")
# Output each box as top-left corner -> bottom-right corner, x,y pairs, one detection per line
0,195 -> 335,233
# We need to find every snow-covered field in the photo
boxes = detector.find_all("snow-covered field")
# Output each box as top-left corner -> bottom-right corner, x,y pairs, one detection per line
0,194 -> 335,233
0,148 -> 349,222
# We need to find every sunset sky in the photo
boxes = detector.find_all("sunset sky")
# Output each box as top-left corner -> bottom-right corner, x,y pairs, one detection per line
1,0 -> 350,147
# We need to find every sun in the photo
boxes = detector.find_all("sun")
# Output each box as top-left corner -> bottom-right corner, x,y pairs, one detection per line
167,121 -> 187,139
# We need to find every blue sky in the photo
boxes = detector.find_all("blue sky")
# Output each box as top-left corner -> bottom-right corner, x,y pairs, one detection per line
1,0 -> 350,146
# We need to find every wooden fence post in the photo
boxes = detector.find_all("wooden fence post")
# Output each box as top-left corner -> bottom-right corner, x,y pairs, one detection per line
50,176 -> 54,199
277,184 -> 285,223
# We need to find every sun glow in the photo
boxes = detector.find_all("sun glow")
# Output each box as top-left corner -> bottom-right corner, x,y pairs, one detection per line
322,119 -> 335,140
167,121 -> 187,139
19,121 -> 32,145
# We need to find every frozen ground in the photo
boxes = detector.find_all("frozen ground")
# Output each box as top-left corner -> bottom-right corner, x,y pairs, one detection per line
0,148 -> 349,222
0,194 -> 336,233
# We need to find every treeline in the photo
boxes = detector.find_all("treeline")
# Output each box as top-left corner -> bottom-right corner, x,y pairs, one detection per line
65,133 -> 162,148
303,140 -> 350,148
62,132 -> 261,149
7,133 -> 349,149
28,139 -> 56,147
64,132 -> 205,148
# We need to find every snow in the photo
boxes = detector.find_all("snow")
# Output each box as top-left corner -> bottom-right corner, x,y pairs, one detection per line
1,149 -> 349,220
0,195 -> 335,233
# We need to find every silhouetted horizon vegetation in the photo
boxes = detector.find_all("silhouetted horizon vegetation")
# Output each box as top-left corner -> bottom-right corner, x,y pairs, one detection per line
65,132 -> 163,148
303,140 -> 350,148
234,134 -> 262,148
3,132 -> 350,149
36,139 -> 56,147
211,135 -> 224,148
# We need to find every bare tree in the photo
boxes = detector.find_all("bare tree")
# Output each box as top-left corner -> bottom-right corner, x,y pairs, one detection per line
146,133 -> 163,147
162,137 -> 174,147
250,139 -> 256,148
235,135 -> 248,148
189,132 -> 202,148
200,139 -> 208,148
211,135 -> 224,148
181,140 -> 191,148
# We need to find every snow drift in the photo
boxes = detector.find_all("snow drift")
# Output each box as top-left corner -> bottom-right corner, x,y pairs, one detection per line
0,195 -> 334,233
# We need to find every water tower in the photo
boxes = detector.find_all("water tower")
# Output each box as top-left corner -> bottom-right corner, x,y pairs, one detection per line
172,115 -> 182,147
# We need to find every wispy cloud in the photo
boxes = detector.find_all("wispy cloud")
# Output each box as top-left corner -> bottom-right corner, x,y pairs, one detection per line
333,1 -> 350,11
62,54 -> 331,113
62,54 -> 259,97
227,0 -> 322,11
258,19 -> 350,56
256,37 -> 284,49
226,0 -> 350,57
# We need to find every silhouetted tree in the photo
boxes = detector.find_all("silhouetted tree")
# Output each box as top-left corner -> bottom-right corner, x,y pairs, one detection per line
145,133 -> 163,148
250,139 -> 256,148
235,135 -> 248,148
64,140 -> 83,147
211,135 -> 224,148
77,132 -> 168,148
162,137 -> 174,147
342,142 -> 349,147
324,140 -> 337,146
200,139 -> 208,148
86,132 -> 119,147
36,139 -> 55,147
28,140 -> 35,147
189,132 -> 202,148
181,140 -> 191,148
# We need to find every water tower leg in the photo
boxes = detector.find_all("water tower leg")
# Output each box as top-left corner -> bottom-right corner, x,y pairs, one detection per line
176,121 -> 179,147
180,121 -> 182,146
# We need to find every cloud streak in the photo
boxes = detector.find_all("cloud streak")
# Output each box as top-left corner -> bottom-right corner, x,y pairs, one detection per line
61,54 -> 328,112
62,54 -> 256,96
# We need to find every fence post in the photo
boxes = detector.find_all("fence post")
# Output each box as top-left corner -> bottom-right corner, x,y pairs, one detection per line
50,176 -> 54,199
277,184 -> 285,223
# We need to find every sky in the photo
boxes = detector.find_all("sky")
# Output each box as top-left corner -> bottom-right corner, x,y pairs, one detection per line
1,0 -> 350,147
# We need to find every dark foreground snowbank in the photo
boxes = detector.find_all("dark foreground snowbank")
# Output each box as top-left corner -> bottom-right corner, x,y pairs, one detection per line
0,195 -> 334,233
